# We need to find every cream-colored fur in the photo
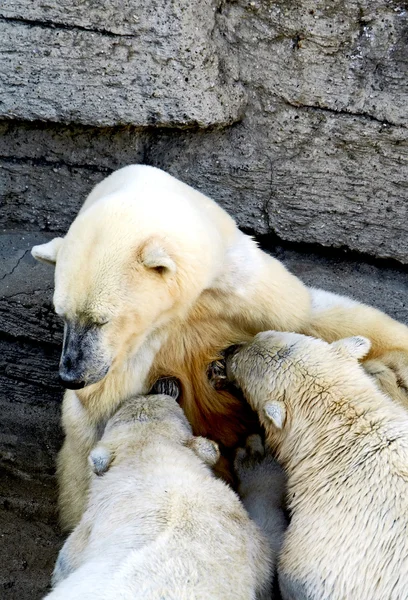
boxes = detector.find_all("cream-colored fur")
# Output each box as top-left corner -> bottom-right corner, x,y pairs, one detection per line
45,393 -> 272,600
226,331 -> 408,600
234,434 -> 287,587
31,165 -> 408,530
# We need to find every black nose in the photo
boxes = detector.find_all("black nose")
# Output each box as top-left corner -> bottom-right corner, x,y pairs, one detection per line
58,374 -> 86,390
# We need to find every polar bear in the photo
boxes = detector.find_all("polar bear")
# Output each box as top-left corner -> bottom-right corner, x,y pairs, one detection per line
31,165 -> 408,531
224,331 -> 408,600
45,390 -> 273,600
234,434 -> 287,590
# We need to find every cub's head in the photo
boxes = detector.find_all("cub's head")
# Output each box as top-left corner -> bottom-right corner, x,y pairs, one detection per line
224,331 -> 371,434
31,174 -> 226,390
88,382 -> 219,475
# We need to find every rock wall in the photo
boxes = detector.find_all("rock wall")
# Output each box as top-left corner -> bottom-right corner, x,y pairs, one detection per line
1,0 -> 407,260
0,1 -> 407,599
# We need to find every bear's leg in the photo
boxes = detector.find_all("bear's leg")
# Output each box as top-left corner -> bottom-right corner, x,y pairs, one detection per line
51,520 -> 91,587
364,358 -> 408,407
304,289 -> 408,408
234,435 -> 288,600
58,391 -> 100,531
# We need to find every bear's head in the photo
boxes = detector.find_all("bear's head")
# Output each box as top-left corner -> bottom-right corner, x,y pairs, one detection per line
88,389 -> 220,475
31,166 -> 235,390
224,331 -> 372,435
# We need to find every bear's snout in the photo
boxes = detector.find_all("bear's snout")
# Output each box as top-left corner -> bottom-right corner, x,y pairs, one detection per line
59,352 -> 87,388
59,321 -> 110,389
58,372 -> 87,390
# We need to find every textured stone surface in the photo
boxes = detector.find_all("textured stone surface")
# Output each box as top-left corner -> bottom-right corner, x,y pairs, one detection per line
223,0 -> 408,127
0,1 -> 407,260
0,471 -> 62,600
1,107 -> 407,260
0,232 -> 62,599
0,1 -> 244,127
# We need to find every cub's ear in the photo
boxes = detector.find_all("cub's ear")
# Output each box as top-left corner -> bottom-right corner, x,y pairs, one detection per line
187,436 -> 220,467
88,445 -> 113,476
31,237 -> 64,266
264,400 -> 286,430
141,239 -> 176,275
331,336 -> 371,361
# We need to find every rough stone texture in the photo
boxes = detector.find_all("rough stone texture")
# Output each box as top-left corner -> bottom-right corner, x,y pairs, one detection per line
0,0 -> 407,260
0,1 -> 244,127
0,1 -> 408,598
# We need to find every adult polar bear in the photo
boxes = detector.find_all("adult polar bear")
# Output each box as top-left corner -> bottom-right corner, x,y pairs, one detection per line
32,165 -> 408,531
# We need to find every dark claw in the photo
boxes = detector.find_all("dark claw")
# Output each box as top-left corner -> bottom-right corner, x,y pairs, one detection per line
150,376 -> 181,401
207,358 -> 227,390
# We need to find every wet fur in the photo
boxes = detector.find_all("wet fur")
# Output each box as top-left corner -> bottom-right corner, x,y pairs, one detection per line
227,332 -> 408,600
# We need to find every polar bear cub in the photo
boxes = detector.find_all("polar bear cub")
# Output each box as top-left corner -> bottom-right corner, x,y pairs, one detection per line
225,331 -> 408,600
46,390 -> 272,600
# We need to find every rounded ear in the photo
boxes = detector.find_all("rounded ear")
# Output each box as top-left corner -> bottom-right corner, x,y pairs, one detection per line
187,436 -> 220,467
141,239 -> 176,275
88,445 -> 113,476
264,400 -> 286,430
31,237 -> 64,266
331,336 -> 371,360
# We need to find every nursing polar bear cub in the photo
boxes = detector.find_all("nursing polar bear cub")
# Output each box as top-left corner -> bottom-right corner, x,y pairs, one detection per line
46,391 -> 273,600
225,332 -> 408,600
32,165 -> 408,531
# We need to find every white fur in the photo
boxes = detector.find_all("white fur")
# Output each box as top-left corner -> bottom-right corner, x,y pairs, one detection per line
309,288 -> 358,314
234,435 -> 288,598
212,230 -> 262,296
46,395 -> 272,600
227,331 -> 408,600
31,237 -> 64,265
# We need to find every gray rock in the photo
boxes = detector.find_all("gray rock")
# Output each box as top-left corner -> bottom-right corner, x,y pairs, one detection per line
0,1 -> 245,127
0,0 -> 407,260
0,473 -> 62,600
222,0 -> 408,127
1,106 -> 407,260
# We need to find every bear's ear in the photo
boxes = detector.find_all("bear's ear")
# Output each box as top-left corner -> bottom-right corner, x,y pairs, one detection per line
331,336 -> 371,360
187,436 -> 220,466
88,445 -> 113,476
140,239 -> 176,275
264,400 -> 286,430
31,237 -> 64,266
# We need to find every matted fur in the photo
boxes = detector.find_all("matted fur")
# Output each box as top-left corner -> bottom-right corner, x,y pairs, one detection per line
226,331 -> 408,600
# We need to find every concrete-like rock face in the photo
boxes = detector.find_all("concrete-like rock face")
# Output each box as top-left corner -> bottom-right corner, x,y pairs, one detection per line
0,2 -> 407,599
0,0 -> 407,260
0,0 -> 245,127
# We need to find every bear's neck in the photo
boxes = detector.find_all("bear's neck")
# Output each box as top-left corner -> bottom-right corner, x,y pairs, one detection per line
276,377 -> 408,491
